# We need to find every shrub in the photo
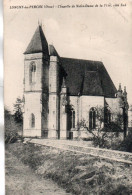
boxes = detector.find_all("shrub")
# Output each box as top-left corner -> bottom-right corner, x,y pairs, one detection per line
5,131 -> 23,144
102,122 -> 123,132
117,132 -> 132,152
92,135 -> 108,148
5,108 -> 23,144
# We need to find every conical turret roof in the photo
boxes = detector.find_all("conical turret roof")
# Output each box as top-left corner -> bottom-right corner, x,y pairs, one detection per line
24,25 -> 49,55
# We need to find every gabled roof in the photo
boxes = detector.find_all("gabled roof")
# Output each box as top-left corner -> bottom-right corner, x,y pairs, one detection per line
24,25 -> 49,55
60,57 -> 117,97
49,45 -> 60,58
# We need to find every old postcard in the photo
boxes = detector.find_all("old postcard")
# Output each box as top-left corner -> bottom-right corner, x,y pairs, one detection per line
4,0 -> 132,194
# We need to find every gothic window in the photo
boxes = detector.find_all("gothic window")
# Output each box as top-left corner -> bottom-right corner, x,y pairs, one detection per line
89,107 -> 96,129
31,113 -> 35,128
29,61 -> 36,84
104,108 -> 111,124
67,107 -> 75,130
72,110 -> 75,128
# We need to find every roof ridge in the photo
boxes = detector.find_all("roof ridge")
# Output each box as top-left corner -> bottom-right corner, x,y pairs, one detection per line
38,26 -> 43,49
39,25 -> 49,52
61,56 -> 102,64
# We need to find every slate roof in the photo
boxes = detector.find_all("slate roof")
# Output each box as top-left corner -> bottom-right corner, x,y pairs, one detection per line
24,26 -> 117,98
24,25 -> 49,55
82,71 -> 104,95
49,45 -> 60,58
60,57 -> 117,97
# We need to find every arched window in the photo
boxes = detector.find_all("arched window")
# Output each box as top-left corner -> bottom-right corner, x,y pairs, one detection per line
89,107 -> 96,129
104,108 -> 111,124
67,107 -> 75,130
72,110 -> 75,128
29,62 -> 36,84
31,113 -> 35,128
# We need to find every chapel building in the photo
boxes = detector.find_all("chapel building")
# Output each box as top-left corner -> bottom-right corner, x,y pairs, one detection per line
23,25 -> 128,139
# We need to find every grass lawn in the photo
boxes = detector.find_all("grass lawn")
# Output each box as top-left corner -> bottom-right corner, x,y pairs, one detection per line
5,149 -> 71,195
6,142 -> 132,195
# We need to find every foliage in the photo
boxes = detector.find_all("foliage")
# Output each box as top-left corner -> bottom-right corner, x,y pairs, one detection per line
117,132 -> 132,152
103,122 -> 122,132
5,107 -> 23,144
5,108 -> 11,119
78,106 -> 123,148
95,106 -> 104,128
5,131 -> 22,144
13,97 -> 23,123
112,111 -> 123,130
6,143 -> 132,195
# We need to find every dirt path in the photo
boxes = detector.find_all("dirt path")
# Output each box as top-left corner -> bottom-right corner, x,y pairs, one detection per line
5,150 -> 72,195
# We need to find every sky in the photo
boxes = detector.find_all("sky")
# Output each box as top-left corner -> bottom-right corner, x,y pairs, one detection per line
4,0 -> 132,112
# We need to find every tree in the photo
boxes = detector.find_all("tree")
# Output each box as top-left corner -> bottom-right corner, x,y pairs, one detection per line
118,96 -> 129,140
13,97 -> 23,123
78,106 -> 123,148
